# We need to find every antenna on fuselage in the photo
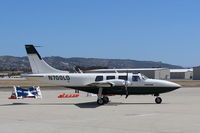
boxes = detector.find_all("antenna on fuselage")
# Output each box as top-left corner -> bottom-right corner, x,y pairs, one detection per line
34,45 -> 43,47
73,67 -> 78,73
113,67 -> 118,73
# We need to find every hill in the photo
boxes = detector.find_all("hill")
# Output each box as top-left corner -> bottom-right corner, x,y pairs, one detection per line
0,56 -> 183,71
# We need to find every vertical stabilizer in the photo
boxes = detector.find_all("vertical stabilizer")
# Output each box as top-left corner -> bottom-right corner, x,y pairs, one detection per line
25,45 -> 68,74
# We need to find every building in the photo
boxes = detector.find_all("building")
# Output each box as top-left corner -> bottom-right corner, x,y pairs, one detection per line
170,69 -> 193,80
86,68 -> 170,79
0,72 -> 8,78
193,66 -> 200,80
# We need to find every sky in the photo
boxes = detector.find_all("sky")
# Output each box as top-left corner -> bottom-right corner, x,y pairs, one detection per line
0,0 -> 199,67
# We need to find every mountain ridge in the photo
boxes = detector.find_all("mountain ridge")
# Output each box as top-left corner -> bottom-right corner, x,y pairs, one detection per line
0,56 -> 183,71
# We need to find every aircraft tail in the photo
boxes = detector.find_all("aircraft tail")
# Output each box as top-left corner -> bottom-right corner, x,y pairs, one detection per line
25,45 -> 68,74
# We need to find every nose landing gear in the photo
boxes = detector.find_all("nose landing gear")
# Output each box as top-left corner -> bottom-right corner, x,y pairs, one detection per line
154,94 -> 162,104
155,97 -> 162,104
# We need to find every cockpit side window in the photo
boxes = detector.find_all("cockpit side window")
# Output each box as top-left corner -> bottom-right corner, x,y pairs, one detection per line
106,76 -> 115,80
132,76 -> 140,81
118,76 -> 127,80
95,76 -> 103,81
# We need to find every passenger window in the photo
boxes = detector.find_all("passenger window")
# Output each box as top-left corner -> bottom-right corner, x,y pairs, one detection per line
118,76 -> 127,80
132,76 -> 140,81
106,76 -> 115,80
95,76 -> 103,81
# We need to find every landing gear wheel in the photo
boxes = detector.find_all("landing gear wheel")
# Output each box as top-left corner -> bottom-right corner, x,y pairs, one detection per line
155,97 -> 162,104
102,96 -> 109,104
97,98 -> 104,105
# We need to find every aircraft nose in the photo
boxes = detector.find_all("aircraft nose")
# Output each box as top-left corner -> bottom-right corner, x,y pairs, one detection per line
168,81 -> 181,89
156,80 -> 181,89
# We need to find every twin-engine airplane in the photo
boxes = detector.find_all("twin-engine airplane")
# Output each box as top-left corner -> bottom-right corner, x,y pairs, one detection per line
23,45 -> 181,105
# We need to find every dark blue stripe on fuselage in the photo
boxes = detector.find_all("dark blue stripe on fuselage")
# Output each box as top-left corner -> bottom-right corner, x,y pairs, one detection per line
69,86 -> 179,95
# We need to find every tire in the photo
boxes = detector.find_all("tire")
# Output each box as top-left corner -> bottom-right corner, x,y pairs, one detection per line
155,97 -> 162,104
97,99 -> 104,105
102,96 -> 109,104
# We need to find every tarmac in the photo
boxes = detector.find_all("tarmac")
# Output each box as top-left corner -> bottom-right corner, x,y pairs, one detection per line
0,87 -> 200,133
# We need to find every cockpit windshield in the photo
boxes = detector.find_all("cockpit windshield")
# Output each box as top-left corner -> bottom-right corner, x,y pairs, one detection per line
141,74 -> 149,80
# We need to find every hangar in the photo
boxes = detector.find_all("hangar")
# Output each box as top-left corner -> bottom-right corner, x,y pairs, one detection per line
86,68 -> 170,79
193,66 -> 200,80
170,69 -> 193,80
0,72 -> 8,78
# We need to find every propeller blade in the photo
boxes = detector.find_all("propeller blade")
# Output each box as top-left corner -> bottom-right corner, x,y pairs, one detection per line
125,86 -> 129,98
125,70 -> 129,98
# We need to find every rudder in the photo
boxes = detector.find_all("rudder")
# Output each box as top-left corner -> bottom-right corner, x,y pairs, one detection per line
25,45 -> 68,74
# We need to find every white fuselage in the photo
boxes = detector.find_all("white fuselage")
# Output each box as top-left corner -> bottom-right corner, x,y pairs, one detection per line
25,72 -> 180,88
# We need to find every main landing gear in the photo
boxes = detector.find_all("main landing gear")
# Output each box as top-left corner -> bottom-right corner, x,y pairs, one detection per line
97,96 -> 110,105
154,94 -> 162,104
97,88 -> 110,105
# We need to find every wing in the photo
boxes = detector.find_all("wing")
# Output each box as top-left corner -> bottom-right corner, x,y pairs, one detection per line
87,79 -> 125,88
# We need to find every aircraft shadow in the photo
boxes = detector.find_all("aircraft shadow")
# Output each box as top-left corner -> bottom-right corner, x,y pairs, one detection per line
0,102 -> 100,108
76,102 -> 168,108
75,102 -> 100,108
0,102 -> 167,108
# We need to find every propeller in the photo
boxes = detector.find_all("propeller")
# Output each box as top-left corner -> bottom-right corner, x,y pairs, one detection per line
125,71 -> 129,98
